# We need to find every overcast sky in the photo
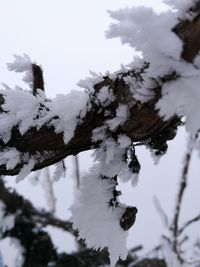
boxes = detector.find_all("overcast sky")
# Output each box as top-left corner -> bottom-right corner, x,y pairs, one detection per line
0,1 -> 199,266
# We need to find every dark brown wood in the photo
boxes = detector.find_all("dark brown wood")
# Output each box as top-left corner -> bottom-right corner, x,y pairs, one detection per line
173,2 -> 200,63
32,63 -> 45,95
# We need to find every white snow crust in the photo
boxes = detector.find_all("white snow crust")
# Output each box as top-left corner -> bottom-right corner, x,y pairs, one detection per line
70,158 -> 128,267
0,55 -> 89,180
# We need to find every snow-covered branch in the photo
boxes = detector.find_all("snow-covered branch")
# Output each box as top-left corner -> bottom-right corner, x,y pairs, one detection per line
0,2 -> 200,178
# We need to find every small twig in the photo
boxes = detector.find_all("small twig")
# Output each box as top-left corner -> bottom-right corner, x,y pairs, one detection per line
0,177 -> 76,237
179,235 -> 189,246
184,258 -> 200,265
32,212 -> 76,236
178,214 -> 200,235
74,155 -> 80,189
153,195 -> 169,228
32,63 -> 45,95
129,245 -> 143,254
62,160 -> 67,177
128,245 -> 162,267
171,134 -> 197,261
42,167 -> 57,214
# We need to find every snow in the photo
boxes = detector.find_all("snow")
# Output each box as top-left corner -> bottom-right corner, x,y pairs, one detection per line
164,0 -> 197,14
7,54 -> 33,88
71,134 -> 140,266
0,88 -> 47,139
53,161 -> 66,181
70,163 -> 128,267
15,158 -> 35,183
157,73 -> 200,137
96,86 -> 115,107
107,0 -> 200,146
106,104 -> 129,131
0,148 -> 21,170
41,168 -> 56,213
118,135 -> 132,148
78,72 -> 104,93
92,125 -> 108,142
0,86 -> 89,145
0,54 -> 90,181
48,90 -> 89,144
106,7 -> 182,62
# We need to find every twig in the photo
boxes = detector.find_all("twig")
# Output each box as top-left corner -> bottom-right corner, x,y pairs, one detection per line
129,245 -> 143,254
184,258 -> 200,265
153,196 -> 169,228
178,214 -> 200,235
32,212 -> 76,236
128,245 -> 162,267
0,177 -> 76,236
32,63 -> 45,95
42,167 -> 57,214
171,134 -> 197,261
74,155 -> 80,189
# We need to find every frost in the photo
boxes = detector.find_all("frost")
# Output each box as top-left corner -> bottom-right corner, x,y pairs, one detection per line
53,161 -> 66,181
118,135 -> 132,148
0,148 -> 21,170
15,158 -> 35,183
0,86 -> 89,146
71,134 -> 138,266
49,90 -> 89,144
0,89 -> 47,140
118,168 -> 134,183
107,7 -> 182,64
7,54 -> 32,73
70,164 -> 128,267
157,73 -> 200,137
78,73 -> 104,93
92,125 -> 108,142
164,0 -> 197,14
96,86 -> 115,107
106,104 -> 129,131
131,173 -> 139,187
42,168 -> 56,213
0,54 -> 90,153
106,1 -> 200,145
7,54 -> 33,87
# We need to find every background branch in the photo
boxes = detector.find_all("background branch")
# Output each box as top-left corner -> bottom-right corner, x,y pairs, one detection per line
171,135 -> 197,261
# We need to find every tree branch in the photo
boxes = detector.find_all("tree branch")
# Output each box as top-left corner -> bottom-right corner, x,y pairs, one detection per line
0,177 -> 75,236
0,66 -> 180,176
0,2 -> 199,176
171,135 -> 197,262
178,213 -> 200,235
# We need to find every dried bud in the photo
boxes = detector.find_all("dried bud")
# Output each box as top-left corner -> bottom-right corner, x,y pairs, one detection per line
120,206 -> 138,231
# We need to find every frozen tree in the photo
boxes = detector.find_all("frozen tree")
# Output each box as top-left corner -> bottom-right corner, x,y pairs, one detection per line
0,0 -> 200,266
